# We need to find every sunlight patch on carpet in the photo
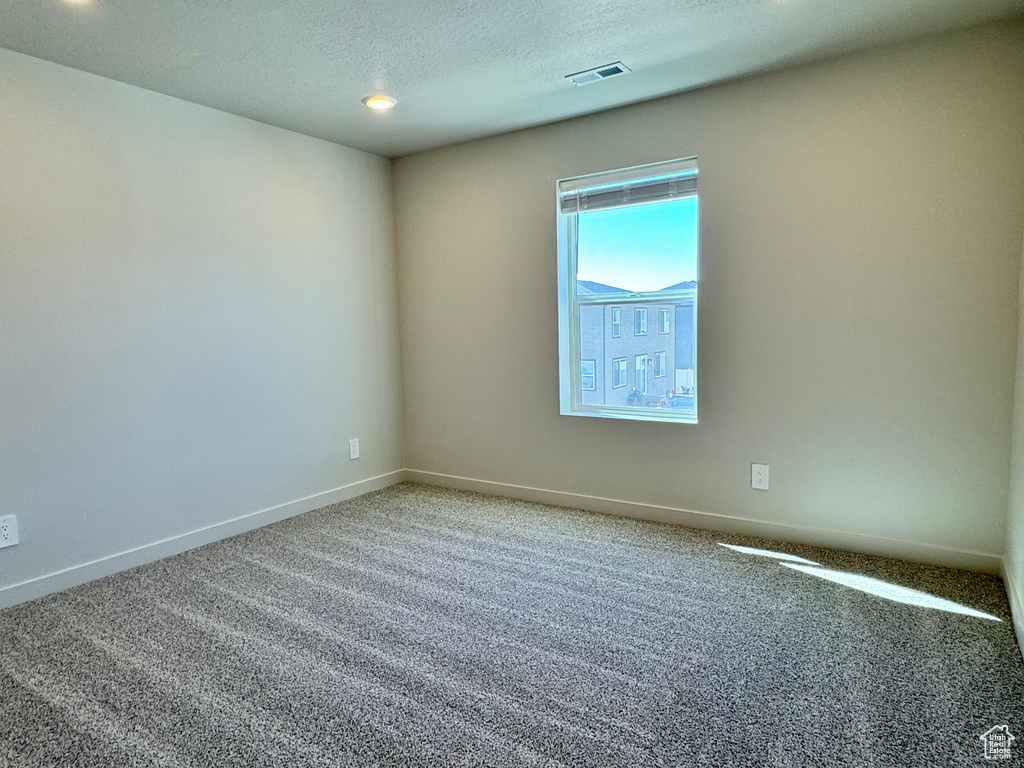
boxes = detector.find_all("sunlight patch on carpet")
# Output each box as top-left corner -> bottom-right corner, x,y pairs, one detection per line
779,563 -> 1000,621
718,543 -> 819,565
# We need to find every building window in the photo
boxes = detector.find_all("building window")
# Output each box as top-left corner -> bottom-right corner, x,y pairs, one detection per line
557,157 -> 699,423
581,360 -> 596,390
635,356 -> 648,395
612,358 -> 627,388
634,308 -> 647,336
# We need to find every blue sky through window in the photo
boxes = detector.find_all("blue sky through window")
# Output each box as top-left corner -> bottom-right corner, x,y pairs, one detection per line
576,197 -> 698,293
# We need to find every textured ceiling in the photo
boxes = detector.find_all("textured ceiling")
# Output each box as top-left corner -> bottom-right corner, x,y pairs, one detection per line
1,0 -> 1023,157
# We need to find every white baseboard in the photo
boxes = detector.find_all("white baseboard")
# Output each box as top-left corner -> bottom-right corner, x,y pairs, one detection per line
1003,558 -> 1024,660
406,469 -> 1004,574
3,468 -> 1007,614
0,470 -> 406,611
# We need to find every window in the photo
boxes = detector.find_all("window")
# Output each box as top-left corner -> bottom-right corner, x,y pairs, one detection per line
581,360 -> 596,390
612,358 -> 627,388
634,308 -> 647,336
635,356 -> 647,395
557,157 -> 699,423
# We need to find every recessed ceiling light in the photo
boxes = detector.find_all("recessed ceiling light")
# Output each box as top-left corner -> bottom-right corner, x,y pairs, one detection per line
362,95 -> 396,111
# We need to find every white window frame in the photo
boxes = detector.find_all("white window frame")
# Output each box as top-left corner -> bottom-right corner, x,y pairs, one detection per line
659,308 -> 670,334
557,157 -> 699,423
634,308 -> 647,336
611,307 -> 621,338
654,352 -> 666,378
581,359 -> 596,391
612,357 -> 627,388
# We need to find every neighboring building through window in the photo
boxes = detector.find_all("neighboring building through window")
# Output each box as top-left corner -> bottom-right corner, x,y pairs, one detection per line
634,308 -> 647,336
557,157 -> 699,423
612,358 -> 627,387
581,360 -> 596,390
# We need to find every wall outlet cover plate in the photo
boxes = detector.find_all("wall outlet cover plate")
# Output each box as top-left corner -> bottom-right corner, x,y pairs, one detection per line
751,463 -> 769,490
0,515 -> 19,548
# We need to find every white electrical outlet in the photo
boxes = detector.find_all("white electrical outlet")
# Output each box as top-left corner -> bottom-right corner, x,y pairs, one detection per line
349,438 -> 360,460
751,463 -> 769,490
0,515 -> 19,548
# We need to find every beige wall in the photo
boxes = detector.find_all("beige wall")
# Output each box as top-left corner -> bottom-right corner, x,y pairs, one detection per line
1008,227 -> 1024,645
0,48 -> 404,598
394,22 -> 1024,562
3,21 -> 1022,605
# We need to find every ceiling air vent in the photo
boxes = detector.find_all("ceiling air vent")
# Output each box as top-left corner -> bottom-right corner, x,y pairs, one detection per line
565,62 -> 631,87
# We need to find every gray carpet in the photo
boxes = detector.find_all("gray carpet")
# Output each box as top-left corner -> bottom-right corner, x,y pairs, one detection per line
1,483 -> 1022,767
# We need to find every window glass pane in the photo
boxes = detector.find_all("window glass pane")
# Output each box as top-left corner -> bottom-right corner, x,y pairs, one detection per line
576,197 -> 698,294
561,158 -> 699,422
635,356 -> 647,395
613,358 -> 627,388
580,360 -> 596,391
578,302 -> 695,411
634,308 -> 647,335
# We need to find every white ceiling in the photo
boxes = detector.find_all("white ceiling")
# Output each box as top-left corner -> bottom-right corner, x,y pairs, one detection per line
2,0 -> 1022,157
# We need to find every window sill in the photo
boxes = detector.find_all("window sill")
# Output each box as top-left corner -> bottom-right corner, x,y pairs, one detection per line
562,406 -> 698,424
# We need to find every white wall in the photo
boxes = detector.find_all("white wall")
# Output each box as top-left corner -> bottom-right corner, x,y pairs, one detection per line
0,48 -> 404,603
394,21 -> 1024,571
